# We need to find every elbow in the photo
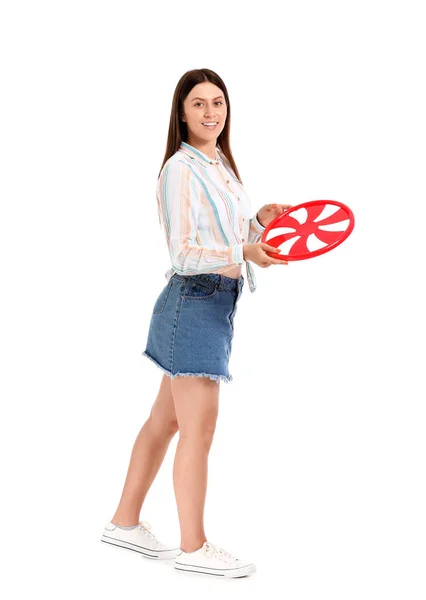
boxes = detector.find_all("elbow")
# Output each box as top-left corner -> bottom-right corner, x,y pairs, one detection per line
169,241 -> 195,275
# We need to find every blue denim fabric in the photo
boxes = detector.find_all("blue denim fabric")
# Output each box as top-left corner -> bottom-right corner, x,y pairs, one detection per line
142,273 -> 244,384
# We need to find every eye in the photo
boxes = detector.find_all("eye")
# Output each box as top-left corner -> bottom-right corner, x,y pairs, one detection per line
194,101 -> 223,107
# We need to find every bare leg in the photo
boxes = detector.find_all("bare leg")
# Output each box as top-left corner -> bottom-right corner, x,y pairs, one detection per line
111,374 -> 179,525
171,376 -> 220,552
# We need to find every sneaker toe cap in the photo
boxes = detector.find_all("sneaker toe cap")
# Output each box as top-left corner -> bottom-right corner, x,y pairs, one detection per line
235,558 -> 256,571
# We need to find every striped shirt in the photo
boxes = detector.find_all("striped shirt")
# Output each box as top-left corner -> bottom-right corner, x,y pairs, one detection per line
156,141 -> 266,293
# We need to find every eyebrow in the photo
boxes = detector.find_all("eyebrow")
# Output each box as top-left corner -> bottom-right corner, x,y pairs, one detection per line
190,95 -> 224,102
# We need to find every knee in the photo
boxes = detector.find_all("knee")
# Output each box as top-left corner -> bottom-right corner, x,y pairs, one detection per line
148,413 -> 179,437
179,422 -> 217,448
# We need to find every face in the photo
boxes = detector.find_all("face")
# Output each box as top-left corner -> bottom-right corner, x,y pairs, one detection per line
181,82 -> 227,144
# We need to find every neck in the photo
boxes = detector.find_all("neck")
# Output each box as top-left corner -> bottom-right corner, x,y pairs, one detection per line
185,136 -> 217,160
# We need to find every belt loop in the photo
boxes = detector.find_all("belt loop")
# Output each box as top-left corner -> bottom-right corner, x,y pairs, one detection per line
217,275 -> 224,291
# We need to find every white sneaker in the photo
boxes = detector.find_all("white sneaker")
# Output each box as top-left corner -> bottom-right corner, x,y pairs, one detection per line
101,521 -> 179,560
174,541 -> 256,578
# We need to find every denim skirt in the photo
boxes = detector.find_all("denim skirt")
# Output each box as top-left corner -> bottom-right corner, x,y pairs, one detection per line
142,272 -> 244,384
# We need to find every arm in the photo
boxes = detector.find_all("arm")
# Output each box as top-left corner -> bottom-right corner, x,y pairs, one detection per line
157,159 -> 245,275
247,212 -> 266,244
218,152 -> 266,245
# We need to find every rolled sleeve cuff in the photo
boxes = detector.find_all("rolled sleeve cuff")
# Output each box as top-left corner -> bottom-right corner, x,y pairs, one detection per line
251,213 -> 266,233
231,244 -> 244,265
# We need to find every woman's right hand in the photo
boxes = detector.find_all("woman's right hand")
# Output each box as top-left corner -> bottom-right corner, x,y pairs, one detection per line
243,243 -> 288,268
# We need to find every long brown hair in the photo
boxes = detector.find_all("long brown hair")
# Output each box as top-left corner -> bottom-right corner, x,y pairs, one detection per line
158,68 -> 243,184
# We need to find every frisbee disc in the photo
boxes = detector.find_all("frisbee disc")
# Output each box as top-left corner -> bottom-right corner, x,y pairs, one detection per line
260,199 -> 355,261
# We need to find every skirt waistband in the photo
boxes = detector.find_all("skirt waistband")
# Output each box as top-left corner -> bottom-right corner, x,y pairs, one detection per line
172,272 -> 244,292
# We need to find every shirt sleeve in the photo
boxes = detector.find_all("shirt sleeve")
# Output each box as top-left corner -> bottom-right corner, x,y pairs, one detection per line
156,159 -> 245,276
218,151 -> 266,245
247,212 -> 266,244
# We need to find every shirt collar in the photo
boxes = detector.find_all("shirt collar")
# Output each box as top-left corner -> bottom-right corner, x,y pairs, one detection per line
179,141 -> 221,165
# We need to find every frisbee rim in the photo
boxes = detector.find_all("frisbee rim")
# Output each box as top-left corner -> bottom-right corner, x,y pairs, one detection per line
260,199 -> 355,261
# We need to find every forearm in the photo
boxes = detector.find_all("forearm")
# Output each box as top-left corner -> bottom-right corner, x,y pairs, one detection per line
169,241 -> 244,276
247,213 -> 266,244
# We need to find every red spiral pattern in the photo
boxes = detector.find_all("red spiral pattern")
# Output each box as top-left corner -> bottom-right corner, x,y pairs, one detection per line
261,200 -> 355,260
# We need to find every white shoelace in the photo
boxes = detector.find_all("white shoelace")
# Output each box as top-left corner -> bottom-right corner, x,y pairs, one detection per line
204,542 -> 239,564
138,520 -> 158,542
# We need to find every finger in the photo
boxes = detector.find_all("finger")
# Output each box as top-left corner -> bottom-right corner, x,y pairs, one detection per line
270,258 -> 288,265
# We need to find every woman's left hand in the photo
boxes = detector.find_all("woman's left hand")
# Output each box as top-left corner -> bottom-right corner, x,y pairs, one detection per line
256,203 -> 293,228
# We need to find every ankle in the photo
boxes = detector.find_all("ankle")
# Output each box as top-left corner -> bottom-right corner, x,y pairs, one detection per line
111,517 -> 140,527
180,538 -> 207,553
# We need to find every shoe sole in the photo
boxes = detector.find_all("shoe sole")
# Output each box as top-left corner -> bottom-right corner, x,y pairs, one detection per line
174,562 -> 256,578
100,534 -> 178,560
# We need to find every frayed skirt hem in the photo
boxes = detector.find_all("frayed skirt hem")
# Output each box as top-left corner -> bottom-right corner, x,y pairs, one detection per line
141,351 -> 233,384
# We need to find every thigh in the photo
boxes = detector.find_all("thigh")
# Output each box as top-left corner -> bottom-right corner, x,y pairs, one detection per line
171,376 -> 220,437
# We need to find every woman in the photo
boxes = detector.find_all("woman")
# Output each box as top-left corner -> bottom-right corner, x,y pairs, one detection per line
101,68 -> 290,578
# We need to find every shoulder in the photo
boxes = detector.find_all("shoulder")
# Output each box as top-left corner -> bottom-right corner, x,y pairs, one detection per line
159,152 -> 205,190
159,152 -> 194,180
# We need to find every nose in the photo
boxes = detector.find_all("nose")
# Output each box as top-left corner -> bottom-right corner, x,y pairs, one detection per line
204,104 -> 218,118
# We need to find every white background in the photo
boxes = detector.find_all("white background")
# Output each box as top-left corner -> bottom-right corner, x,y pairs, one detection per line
1,0 -> 425,598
